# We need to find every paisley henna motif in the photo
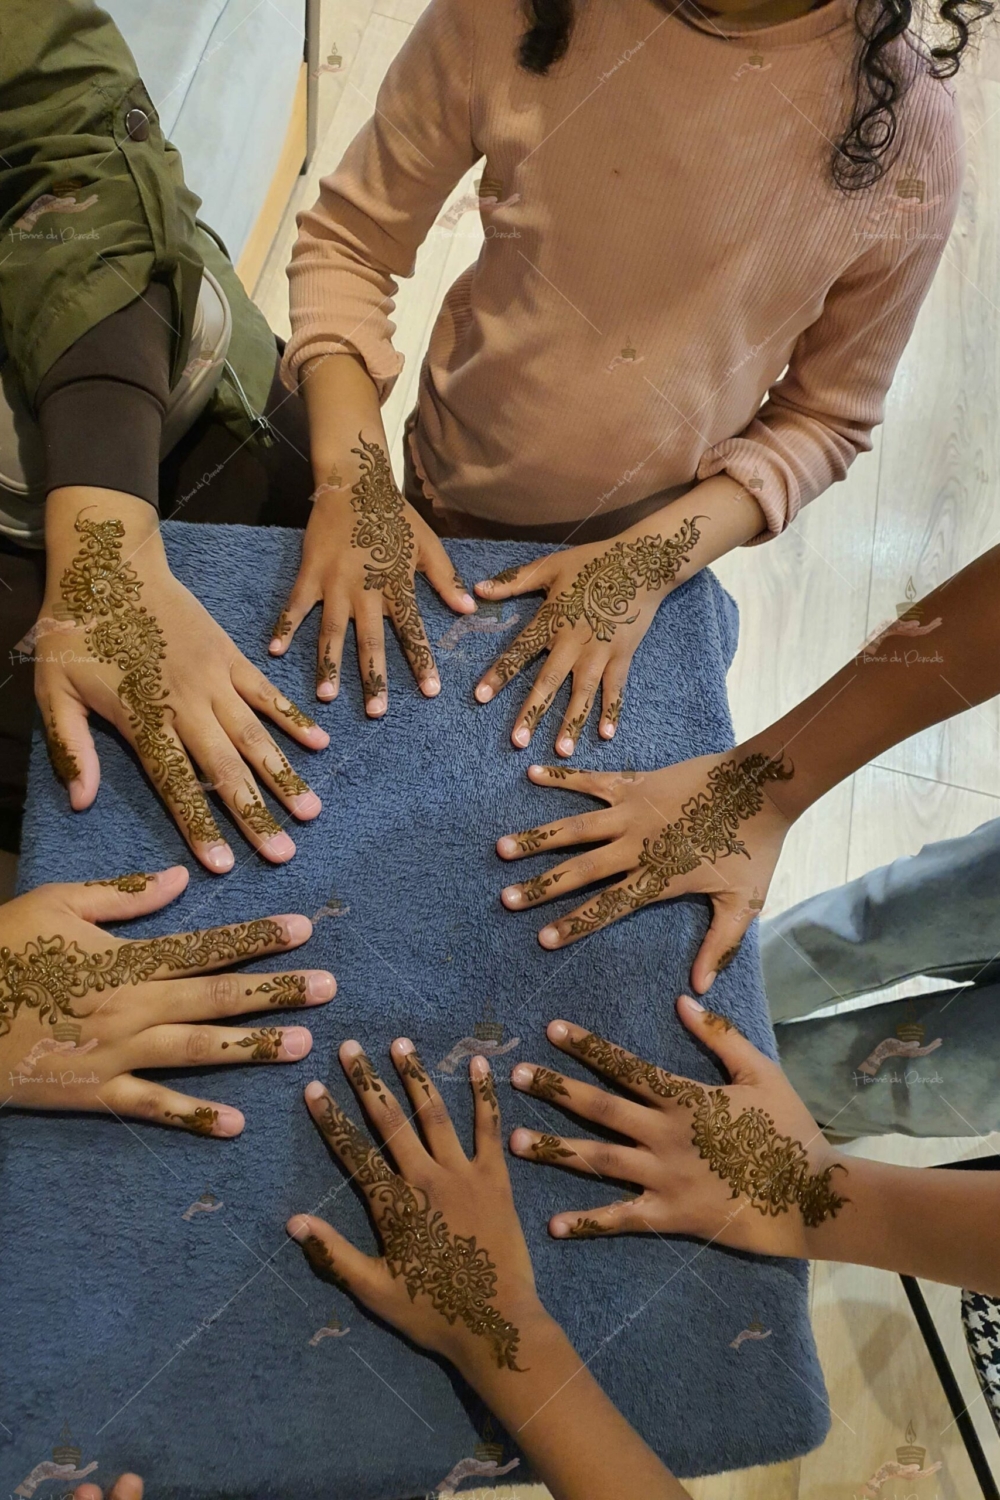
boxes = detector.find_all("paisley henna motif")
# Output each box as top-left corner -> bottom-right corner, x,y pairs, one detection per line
58,517 -> 221,843
349,435 -> 431,676
571,1032 -> 846,1226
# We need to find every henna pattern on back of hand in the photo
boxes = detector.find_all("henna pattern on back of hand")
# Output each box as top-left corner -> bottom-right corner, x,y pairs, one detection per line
59,517 -> 221,844
572,1031 -> 846,1227
318,1096 -> 524,1369
349,435 -> 431,676
563,751 -> 794,937
0,918 -> 285,1038
492,518 -> 703,687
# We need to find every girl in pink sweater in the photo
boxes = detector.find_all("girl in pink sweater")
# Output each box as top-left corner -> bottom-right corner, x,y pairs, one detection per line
273,0 -> 981,752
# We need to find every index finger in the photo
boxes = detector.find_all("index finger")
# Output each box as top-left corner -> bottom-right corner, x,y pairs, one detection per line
474,604 -> 556,699
545,1019 -> 709,1106
303,1079 -> 398,1197
118,913 -> 312,982
510,1060 -> 648,1140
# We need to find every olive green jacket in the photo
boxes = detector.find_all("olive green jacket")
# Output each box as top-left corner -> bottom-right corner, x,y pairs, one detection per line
0,0 -> 276,439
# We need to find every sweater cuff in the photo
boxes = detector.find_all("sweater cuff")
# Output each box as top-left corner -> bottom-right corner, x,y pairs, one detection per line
38,378 -> 164,509
696,442 -> 795,546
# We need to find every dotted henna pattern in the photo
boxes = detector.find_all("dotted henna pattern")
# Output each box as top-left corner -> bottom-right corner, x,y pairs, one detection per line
265,753 -> 309,799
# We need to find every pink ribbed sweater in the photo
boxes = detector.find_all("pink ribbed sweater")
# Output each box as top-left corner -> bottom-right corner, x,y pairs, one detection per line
282,0 -> 963,538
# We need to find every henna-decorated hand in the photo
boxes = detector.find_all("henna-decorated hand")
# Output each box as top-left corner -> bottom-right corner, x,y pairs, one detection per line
75,1475 -> 143,1500
268,434 -> 476,713
288,1039 -> 545,1380
37,495 -> 329,874
0,867 -> 336,1134
497,748 -> 794,990
509,1002 -> 848,1258
472,512 -> 704,755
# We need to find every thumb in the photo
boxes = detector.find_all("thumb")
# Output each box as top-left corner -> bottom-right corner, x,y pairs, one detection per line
287,1213 -> 383,1303
43,685 -> 98,810
65,865 -> 190,926
676,993 -> 765,1085
418,533 -> 477,615
690,891 -> 756,997
473,556 -> 551,601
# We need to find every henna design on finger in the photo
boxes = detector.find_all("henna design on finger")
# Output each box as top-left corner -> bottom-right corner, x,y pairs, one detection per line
452,571 -> 468,593
222,1026 -> 284,1060
564,1216 -> 614,1238
265,753 -> 309,799
302,1233 -> 351,1291
317,644 -> 338,690
561,698 -> 592,744
0,917 -> 285,1037
317,1094 -> 524,1368
544,766 -> 585,781
604,695 -> 623,730
531,1067 -> 569,1103
512,826 -> 560,855
491,519 -> 703,687
477,1069 -> 499,1119
349,1051 -> 388,1106
273,611 -> 293,640
166,1106 -> 218,1135
59,517 -> 221,843
571,1032 -> 846,1226
247,973 -> 308,1007
398,1050 -> 432,1099
702,1009 -> 736,1033
362,658 -> 386,700
349,435 -> 432,676
45,720 -> 80,784
519,872 -> 563,903
561,752 -> 793,937
84,873 -> 152,893
529,1133 -> 575,1164
488,565 -> 523,587
235,782 -> 282,838
276,697 -> 317,730
521,699 -> 551,736
716,943 -> 742,972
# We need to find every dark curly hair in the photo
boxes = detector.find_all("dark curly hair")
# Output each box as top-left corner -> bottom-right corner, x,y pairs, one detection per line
516,0 -> 992,190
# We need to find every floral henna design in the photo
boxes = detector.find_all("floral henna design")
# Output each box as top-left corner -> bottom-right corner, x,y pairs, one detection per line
716,943 -> 742,972
222,1027 -> 284,1061
45,721 -> 80,784
487,565 -> 523,587
317,644 -> 338,691
275,697 -> 317,731
349,1051 -> 387,1106
84,873 -> 151,893
265,753 -> 309,799
399,1049 -> 432,1099
544,766 -> 585,781
303,1233 -> 351,1292
530,1066 -> 569,1103
529,1133 -> 575,1164
562,752 -> 794,938
702,1009 -> 736,1033
477,1070 -> 499,1119
521,698 -> 552,736
0,918 -> 285,1038
562,700 -> 591,744
362,658 -> 386,700
571,1032 -> 846,1227
246,973 -> 308,1007
519,872 -> 563,904
349,434 -> 431,676
166,1106 -> 218,1135
564,1216 -> 614,1239
235,782 -> 282,838
273,611 -> 293,640
492,518 -> 703,687
604,695 -> 623,730
59,517 -> 221,844
317,1096 -> 524,1369
512,826 -> 560,855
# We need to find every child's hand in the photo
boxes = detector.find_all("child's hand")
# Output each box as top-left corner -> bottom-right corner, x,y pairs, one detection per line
75,1476 -> 143,1500
472,513 -> 705,755
0,868 -> 335,1133
288,1040 -> 545,1383
267,437 -> 476,712
496,748 -> 793,990
509,1001 -> 848,1260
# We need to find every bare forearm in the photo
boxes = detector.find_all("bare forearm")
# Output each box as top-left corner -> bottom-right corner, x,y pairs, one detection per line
745,544 -> 1000,820
460,1313 -> 689,1500
299,351 -> 388,489
639,476 -> 765,580
807,1159 -> 1000,1295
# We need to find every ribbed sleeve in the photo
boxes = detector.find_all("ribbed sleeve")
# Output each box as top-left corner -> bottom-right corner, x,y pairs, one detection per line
281,0 -> 480,400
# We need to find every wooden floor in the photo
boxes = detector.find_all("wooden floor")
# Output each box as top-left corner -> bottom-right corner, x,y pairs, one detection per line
257,8 -> 1000,1496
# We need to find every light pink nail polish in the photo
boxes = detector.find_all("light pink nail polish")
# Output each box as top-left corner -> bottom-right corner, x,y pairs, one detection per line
513,727 -> 530,748
206,844 -> 234,873
263,832 -> 295,861
281,1028 -> 311,1059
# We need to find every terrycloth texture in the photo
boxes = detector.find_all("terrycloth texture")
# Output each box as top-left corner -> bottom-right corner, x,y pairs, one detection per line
2,523 -> 829,1499
282,0 -> 962,539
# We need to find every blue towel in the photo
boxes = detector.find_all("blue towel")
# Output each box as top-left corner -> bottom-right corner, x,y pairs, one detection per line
2,522 -> 829,1499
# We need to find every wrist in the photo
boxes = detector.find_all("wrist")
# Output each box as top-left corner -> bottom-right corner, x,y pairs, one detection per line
453,1301 -> 563,1393
45,487 -> 165,568
737,729 -> 816,827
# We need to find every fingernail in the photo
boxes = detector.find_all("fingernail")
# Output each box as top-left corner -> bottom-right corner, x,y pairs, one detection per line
304,1080 -> 326,1101
282,1028 -> 312,1059
510,1128 -> 533,1153
305,725 -> 330,747
288,1218 -> 310,1242
702,973 -> 717,991
511,1064 -> 533,1087
557,736 -> 574,756
471,1054 -> 489,1079
269,639 -> 284,653
502,886 -> 522,906
460,593 -> 477,610
290,791 -> 322,818
422,675 -> 441,697
282,914 -> 312,943
306,972 -> 336,1001
688,995 -> 706,1011
366,697 -> 386,717
395,1037 -> 414,1054
601,723 -> 616,739
262,832 -> 296,861
340,1040 -> 362,1059
317,681 -> 336,700
539,925 -> 560,949
549,1021 -> 569,1041
205,844 -> 234,873
477,579 -> 494,593
475,684 -> 493,703
551,1219 -> 570,1238
512,726 -> 530,747
216,1106 -> 244,1136
497,836 -> 518,857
